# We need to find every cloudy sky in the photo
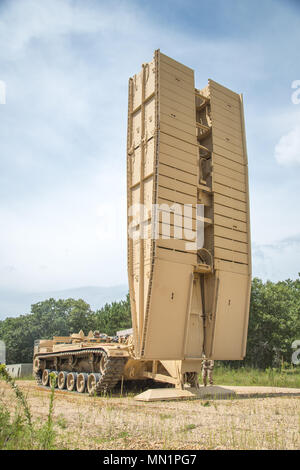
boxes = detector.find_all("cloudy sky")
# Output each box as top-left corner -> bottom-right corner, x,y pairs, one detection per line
0,0 -> 300,301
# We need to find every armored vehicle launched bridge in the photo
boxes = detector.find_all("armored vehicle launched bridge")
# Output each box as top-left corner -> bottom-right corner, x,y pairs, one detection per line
33,50 -> 251,399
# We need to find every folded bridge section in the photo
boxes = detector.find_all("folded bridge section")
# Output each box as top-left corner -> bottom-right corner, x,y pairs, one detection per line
127,50 -> 251,362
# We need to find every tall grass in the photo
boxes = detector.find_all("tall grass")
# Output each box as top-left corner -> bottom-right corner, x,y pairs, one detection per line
0,365 -> 57,449
213,364 -> 300,388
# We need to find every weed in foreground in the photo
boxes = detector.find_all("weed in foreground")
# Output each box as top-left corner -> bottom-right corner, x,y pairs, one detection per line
0,365 -> 57,450
201,401 -> 211,407
159,413 -> 173,420
182,423 -> 197,432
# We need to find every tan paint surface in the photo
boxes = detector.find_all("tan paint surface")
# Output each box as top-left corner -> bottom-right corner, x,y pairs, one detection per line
127,51 -> 251,362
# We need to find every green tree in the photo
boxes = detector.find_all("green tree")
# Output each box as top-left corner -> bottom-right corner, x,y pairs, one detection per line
92,294 -> 131,336
245,277 -> 300,368
0,298 -> 94,363
1,277 -> 299,370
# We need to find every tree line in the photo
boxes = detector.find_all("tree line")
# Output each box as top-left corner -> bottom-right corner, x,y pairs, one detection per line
0,278 -> 299,368
0,295 -> 131,364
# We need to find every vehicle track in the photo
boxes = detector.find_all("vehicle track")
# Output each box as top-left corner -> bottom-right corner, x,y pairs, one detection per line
34,349 -> 127,394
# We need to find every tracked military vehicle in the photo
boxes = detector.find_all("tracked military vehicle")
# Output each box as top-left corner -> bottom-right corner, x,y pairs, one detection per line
33,331 -> 129,394
33,50 -> 251,399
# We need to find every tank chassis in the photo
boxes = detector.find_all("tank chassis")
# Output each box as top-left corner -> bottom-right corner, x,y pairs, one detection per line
33,329 -> 202,395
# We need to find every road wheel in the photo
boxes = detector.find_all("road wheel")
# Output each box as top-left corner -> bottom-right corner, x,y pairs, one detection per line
66,372 -> 77,391
76,372 -> 88,393
41,369 -> 50,386
58,371 -> 67,390
87,373 -> 101,395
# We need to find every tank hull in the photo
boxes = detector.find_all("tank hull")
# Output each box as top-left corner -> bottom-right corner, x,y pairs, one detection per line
33,333 -> 201,394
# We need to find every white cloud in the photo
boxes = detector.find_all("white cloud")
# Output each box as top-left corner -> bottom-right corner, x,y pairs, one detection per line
0,171 -> 127,291
1,0 -> 300,297
0,0 -> 137,59
275,125 -> 300,166
252,235 -> 300,281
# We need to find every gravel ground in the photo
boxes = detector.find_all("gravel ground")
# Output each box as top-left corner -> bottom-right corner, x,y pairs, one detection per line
1,380 -> 299,450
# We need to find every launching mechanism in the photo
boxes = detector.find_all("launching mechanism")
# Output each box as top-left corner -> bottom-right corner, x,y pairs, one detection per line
33,51 -> 251,399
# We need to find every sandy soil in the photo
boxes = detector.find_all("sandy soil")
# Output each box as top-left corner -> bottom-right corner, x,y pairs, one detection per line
1,380 -> 299,450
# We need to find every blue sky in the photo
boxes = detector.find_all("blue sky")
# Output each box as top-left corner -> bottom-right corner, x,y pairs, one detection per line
0,0 -> 300,296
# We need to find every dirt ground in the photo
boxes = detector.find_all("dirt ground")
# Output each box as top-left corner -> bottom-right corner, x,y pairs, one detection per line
1,380 -> 299,450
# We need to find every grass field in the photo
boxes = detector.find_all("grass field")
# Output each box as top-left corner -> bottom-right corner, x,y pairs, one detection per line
1,367 -> 300,450
213,365 -> 300,388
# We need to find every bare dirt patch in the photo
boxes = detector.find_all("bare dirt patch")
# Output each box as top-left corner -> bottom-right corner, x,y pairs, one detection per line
1,380 -> 299,450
